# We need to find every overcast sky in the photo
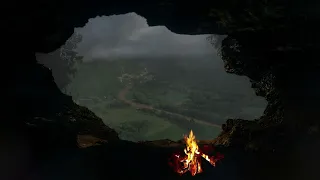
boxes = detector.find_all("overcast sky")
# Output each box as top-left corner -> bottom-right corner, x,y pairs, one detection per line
74,12 -> 217,61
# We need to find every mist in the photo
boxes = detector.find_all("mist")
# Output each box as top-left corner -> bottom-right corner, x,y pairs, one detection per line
74,13 -> 216,61
36,12 -> 267,141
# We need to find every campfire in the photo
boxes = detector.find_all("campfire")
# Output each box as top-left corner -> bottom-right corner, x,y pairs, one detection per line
169,130 -> 224,176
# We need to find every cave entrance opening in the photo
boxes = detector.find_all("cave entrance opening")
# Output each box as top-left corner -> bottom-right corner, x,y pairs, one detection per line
36,13 -> 267,142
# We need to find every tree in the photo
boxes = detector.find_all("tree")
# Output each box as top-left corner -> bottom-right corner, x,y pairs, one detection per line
207,34 -> 227,49
36,33 -> 83,90
117,120 -> 149,141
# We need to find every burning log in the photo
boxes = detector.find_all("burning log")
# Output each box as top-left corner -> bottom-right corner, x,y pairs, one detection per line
168,130 -> 224,176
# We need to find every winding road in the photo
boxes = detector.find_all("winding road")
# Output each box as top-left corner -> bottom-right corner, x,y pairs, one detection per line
117,85 -> 221,128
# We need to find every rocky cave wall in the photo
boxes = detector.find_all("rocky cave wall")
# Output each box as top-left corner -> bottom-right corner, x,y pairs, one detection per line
4,0 -> 320,152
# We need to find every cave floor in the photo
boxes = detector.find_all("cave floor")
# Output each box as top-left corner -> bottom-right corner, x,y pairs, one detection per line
27,140 -> 296,180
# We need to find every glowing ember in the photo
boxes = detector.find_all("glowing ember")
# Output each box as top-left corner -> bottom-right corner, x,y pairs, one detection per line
169,130 -> 224,176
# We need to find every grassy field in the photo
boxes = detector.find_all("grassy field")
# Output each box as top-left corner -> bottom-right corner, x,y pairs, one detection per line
100,107 -> 219,141
65,57 -> 265,141
65,61 -> 124,98
126,58 -> 266,124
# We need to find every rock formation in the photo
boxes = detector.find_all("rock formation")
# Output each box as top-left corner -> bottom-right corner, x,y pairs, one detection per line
3,0 -> 320,180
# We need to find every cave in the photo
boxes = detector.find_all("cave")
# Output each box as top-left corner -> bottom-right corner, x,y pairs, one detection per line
3,1 -> 320,180
36,13 -> 267,142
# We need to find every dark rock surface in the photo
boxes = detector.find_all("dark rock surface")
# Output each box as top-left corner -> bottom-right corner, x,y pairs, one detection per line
214,1 -> 320,152
2,0 -> 320,180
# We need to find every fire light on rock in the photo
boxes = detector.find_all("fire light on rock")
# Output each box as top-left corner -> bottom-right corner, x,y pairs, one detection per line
169,130 -> 224,176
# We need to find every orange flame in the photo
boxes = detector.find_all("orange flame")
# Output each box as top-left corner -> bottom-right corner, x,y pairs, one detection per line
169,130 -> 224,176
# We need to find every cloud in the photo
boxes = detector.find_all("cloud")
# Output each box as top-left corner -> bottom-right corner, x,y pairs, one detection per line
74,12 -> 217,61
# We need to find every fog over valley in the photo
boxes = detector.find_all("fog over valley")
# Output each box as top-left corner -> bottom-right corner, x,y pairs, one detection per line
36,12 -> 267,141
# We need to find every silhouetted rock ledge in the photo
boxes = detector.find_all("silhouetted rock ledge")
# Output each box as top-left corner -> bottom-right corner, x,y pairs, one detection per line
4,62 -> 119,152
